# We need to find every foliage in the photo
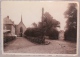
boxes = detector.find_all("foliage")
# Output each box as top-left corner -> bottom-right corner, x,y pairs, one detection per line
24,36 -> 45,44
40,12 -> 60,29
46,28 -> 59,39
24,28 -> 43,37
64,3 -> 77,42
38,12 -> 60,36
64,28 -> 77,42
24,28 -> 45,44
4,36 -> 16,43
24,12 -> 60,40
64,3 -> 77,30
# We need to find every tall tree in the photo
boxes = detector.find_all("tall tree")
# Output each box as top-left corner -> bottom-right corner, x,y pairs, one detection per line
64,3 -> 77,30
39,12 -> 60,36
64,3 -> 77,41
43,12 -> 60,30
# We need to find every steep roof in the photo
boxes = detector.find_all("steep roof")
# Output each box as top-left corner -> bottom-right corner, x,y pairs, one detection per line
17,15 -> 26,28
3,16 -> 14,25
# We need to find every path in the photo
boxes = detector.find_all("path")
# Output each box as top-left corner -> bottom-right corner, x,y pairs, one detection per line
4,37 -> 76,54
4,37 -> 36,52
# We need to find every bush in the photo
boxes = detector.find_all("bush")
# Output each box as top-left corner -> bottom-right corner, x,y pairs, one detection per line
46,29 -> 59,39
24,36 -> 45,44
64,28 -> 77,42
24,27 -> 59,40
24,28 -> 45,44
24,28 -> 43,37
4,36 -> 16,43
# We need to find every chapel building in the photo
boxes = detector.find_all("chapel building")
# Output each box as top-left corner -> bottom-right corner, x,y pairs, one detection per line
15,15 -> 26,37
3,15 -> 26,37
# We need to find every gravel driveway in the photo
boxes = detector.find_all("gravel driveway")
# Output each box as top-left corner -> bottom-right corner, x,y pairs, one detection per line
4,37 -> 76,54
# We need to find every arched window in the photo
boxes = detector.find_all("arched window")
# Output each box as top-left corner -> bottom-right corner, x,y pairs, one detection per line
20,27 -> 23,37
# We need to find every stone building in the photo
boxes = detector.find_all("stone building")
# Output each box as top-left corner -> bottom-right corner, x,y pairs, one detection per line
59,30 -> 64,40
3,15 -> 26,37
3,16 -> 15,36
15,15 -> 26,37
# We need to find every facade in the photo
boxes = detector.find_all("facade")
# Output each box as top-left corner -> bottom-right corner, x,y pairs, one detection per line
3,16 -> 26,37
15,15 -> 26,37
59,30 -> 64,40
3,16 -> 15,36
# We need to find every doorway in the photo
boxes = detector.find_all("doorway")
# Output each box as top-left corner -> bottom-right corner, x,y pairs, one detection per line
20,27 -> 23,37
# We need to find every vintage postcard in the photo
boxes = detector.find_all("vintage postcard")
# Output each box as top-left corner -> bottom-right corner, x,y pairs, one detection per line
1,0 -> 79,56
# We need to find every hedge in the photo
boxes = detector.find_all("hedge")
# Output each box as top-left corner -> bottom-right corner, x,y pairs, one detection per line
24,36 -> 45,44
46,29 -> 59,39
4,36 -> 16,43
64,28 -> 77,42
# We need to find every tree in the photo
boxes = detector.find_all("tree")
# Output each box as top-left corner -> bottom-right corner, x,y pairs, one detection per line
43,12 -> 60,28
64,3 -> 77,30
42,12 -> 60,34
38,12 -> 60,39
24,11 -> 60,40
64,3 -> 77,41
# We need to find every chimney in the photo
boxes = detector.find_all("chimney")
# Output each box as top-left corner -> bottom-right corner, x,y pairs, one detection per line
42,7 -> 44,17
7,16 -> 9,19
42,7 -> 44,22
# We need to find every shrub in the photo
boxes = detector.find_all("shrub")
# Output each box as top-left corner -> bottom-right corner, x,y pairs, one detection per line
24,28 -> 43,37
4,36 -> 16,43
24,27 -> 59,40
64,28 -> 77,42
24,36 -> 45,44
46,29 -> 59,39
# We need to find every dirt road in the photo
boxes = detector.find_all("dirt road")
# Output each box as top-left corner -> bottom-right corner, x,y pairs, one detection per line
4,37 -> 76,54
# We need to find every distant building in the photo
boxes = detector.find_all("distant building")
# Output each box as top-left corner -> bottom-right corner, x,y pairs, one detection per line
3,15 -> 26,37
15,15 -> 26,37
3,16 -> 15,36
59,30 -> 64,40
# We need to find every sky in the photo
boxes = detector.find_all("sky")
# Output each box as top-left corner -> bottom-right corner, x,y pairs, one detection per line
1,1 -> 77,30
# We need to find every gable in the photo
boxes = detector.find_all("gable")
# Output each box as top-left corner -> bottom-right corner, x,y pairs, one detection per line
17,21 -> 26,31
3,17 -> 14,25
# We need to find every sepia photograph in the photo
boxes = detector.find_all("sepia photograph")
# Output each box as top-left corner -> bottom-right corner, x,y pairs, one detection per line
1,1 -> 79,56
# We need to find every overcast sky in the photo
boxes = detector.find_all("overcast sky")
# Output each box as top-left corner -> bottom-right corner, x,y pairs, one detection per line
1,1 -> 77,30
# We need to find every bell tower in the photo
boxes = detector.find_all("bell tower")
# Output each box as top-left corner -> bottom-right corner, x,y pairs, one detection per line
16,14 -> 26,37
21,15 -> 22,22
